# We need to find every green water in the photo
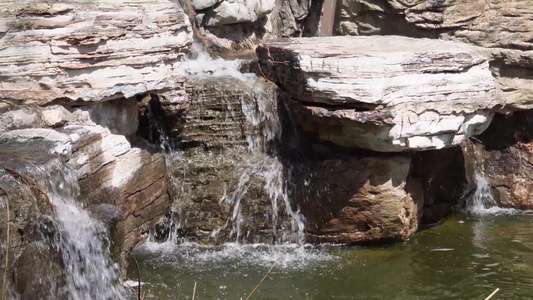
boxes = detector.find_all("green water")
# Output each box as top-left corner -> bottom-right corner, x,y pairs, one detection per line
128,213 -> 533,299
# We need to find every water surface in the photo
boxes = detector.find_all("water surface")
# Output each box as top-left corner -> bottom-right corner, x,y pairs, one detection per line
129,213 -> 533,299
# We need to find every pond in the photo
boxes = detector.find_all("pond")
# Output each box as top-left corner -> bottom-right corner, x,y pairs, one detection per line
128,211 -> 533,299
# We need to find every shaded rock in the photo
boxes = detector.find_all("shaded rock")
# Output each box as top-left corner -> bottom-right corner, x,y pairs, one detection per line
87,204 -> 125,262
257,36 -> 497,151
167,77 -> 294,243
269,0 -> 323,37
462,111 -> 533,209
291,153 -> 421,243
0,161 -> 65,300
410,147 -> 467,224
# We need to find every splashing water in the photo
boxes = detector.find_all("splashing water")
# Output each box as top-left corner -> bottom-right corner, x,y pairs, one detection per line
169,43 -> 306,245
466,172 -> 498,215
27,159 -> 125,299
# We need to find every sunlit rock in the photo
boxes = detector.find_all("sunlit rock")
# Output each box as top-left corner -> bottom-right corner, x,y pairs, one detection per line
203,0 -> 276,27
0,0 -> 192,105
257,36 -> 497,152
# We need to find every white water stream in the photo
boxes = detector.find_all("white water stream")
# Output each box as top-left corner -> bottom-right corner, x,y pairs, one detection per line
31,160 -> 125,299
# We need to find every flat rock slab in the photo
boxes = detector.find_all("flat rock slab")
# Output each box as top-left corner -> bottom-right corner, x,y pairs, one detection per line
0,0 -> 192,105
257,36 -> 499,152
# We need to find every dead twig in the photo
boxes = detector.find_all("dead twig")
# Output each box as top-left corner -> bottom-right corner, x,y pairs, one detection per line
192,281 -> 197,300
257,63 -> 278,87
484,288 -> 500,300
129,253 -> 142,300
1,192 -> 9,300
245,260 -> 277,300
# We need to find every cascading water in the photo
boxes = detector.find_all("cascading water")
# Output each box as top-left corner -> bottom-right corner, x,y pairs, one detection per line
13,157 -> 125,299
168,43 -> 305,245
466,172 -> 497,213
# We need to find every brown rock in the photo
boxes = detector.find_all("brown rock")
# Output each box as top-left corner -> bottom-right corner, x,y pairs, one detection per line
461,110 -> 533,209
292,154 -> 421,243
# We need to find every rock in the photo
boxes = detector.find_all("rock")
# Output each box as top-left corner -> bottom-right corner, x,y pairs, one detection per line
167,76 -> 290,243
336,0 -> 533,112
257,36 -> 497,151
193,0 -> 219,10
87,204 -> 125,262
410,147 -> 467,224
203,0 -> 276,27
0,162 -> 66,300
461,111 -> 533,209
291,154 -> 421,243
73,98 -> 140,137
0,125 -> 171,252
0,0 -> 192,105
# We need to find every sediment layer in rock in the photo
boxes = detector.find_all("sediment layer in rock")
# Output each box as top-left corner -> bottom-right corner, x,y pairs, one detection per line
0,0 -> 192,105
258,36 -> 497,151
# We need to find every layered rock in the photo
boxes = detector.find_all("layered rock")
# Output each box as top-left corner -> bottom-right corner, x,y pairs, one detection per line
0,0 -> 192,105
167,76 -> 296,243
0,124 -> 171,252
257,36 -> 497,152
337,0 -> 533,111
0,1 -> 191,285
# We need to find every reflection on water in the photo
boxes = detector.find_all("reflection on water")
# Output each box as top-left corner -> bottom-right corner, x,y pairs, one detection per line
129,214 -> 533,299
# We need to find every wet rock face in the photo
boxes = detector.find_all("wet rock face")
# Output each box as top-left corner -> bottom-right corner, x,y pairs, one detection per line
0,123 -> 171,253
0,0 -> 190,254
167,78 -> 295,244
288,142 -> 421,243
462,111 -> 533,209
0,164 -> 65,299
257,36 -> 496,152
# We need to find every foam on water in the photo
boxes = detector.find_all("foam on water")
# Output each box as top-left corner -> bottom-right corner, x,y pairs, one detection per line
136,241 -> 333,270
178,43 -> 252,82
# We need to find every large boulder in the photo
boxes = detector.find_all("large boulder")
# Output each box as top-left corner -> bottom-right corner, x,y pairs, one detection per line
257,36 -> 497,152
0,0 -> 192,105
337,0 -> 533,111
292,154 -> 422,243
203,0 -> 276,27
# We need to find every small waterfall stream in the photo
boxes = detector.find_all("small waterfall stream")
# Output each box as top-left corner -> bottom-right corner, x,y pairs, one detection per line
466,172 -> 497,213
4,155 -> 125,299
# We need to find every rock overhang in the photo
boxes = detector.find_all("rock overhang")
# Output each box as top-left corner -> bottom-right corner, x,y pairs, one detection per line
257,35 -> 499,152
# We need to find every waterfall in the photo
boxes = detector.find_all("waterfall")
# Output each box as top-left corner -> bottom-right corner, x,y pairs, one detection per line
18,158 -> 125,299
166,43 -> 306,245
466,172 -> 497,213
